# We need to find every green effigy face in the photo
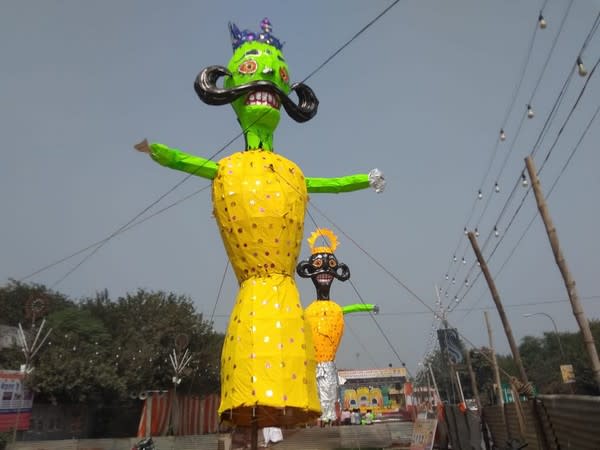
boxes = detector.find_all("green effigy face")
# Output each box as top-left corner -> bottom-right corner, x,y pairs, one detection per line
225,42 -> 291,149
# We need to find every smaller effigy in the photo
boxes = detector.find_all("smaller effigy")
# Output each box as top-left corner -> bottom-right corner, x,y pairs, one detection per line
297,228 -> 378,423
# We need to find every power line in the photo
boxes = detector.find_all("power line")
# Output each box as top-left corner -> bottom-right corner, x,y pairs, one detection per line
308,201 -> 436,316
437,2 -> 588,312
580,12 -> 600,55
538,55 -> 600,171
438,7 -> 547,295
348,278 -> 410,371
419,8 -> 599,371
454,89 -> 600,323
527,1 -> 575,104
21,1 -> 403,287
479,13 -> 541,191
208,260 -> 230,325
444,16 -> 600,316
300,0 -> 401,84
19,184 -> 211,281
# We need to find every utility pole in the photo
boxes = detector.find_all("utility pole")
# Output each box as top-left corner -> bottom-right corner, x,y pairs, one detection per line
484,312 -> 504,410
468,232 -> 529,384
426,369 -> 434,412
465,349 -> 482,412
436,283 -> 460,404
525,156 -> 600,389
484,309 -> 508,450
168,347 -> 193,436
14,320 -> 52,442
427,364 -> 441,405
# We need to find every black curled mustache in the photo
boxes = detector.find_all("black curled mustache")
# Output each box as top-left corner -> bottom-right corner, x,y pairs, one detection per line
194,65 -> 319,123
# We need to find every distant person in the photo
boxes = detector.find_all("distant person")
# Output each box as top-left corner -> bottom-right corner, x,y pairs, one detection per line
351,409 -> 361,425
364,409 -> 374,425
340,408 -> 351,425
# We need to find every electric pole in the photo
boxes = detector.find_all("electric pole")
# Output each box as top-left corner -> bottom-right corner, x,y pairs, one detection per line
525,156 -> 600,389
468,232 -> 528,384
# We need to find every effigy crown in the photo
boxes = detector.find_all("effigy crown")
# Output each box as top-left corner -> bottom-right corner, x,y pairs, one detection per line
307,228 -> 339,255
228,18 -> 283,51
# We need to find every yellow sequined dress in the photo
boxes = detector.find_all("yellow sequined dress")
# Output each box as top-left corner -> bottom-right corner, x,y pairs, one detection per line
212,150 -> 320,427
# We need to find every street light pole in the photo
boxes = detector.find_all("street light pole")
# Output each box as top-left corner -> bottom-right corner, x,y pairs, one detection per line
522,313 -> 565,360
525,156 -> 600,389
13,320 -> 52,442
523,312 -> 575,392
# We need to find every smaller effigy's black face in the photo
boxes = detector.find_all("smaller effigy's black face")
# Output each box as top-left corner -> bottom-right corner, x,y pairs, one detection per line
296,252 -> 350,300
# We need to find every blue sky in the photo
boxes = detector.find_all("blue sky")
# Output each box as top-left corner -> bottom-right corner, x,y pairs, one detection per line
2,0 -> 600,375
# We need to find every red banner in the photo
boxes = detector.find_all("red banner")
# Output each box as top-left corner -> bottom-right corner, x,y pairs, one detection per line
137,392 -> 219,436
0,370 -> 33,432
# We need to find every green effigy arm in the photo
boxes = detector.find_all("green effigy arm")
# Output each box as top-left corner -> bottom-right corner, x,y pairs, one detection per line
305,174 -> 370,193
342,304 -> 378,315
149,143 -> 218,180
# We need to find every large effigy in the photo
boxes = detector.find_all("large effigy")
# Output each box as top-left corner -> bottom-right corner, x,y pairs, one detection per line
136,18 -> 385,427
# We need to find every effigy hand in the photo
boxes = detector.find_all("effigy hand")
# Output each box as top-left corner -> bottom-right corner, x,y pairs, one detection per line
368,168 -> 386,193
134,139 -> 151,154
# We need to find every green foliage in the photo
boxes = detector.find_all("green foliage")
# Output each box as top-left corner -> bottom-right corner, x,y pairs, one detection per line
418,349 -> 458,403
31,306 -> 124,403
518,319 -> 600,395
0,345 -> 21,372
0,282 -> 224,405
86,289 -> 223,397
419,320 -> 600,406
0,430 -> 11,450
0,280 -> 73,326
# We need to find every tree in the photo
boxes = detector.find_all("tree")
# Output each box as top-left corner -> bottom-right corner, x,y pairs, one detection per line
418,319 -> 600,407
85,289 -> 223,397
0,282 -> 224,405
0,280 -> 76,381
418,349 -> 460,404
518,320 -> 600,395
0,280 -> 73,327
31,306 -> 125,403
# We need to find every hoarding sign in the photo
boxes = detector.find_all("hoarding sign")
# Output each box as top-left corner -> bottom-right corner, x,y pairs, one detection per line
410,418 -> 437,450
560,364 -> 576,384
437,328 -> 463,364
0,370 -> 34,432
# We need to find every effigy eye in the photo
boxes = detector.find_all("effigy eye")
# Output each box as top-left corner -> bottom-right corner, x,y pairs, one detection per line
279,67 -> 289,83
239,60 -> 258,74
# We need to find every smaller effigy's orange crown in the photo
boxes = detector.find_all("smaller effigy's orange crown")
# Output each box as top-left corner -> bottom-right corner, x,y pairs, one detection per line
307,228 -> 339,254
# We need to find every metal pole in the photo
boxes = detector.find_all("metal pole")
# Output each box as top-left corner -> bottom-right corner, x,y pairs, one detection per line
523,312 -> 574,394
251,415 -> 258,450
427,364 -> 441,405
468,232 -> 529,384
171,382 -> 178,435
484,312 -> 504,410
437,286 -> 458,403
145,393 -> 152,438
12,377 -> 24,443
523,313 -> 565,359
525,156 -> 600,389
441,320 -> 458,403
13,320 -> 51,442
465,349 -> 482,412
455,371 -> 465,405
426,369 -> 433,412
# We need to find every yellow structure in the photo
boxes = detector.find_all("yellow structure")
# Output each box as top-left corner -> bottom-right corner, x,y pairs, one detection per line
215,151 -> 320,426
